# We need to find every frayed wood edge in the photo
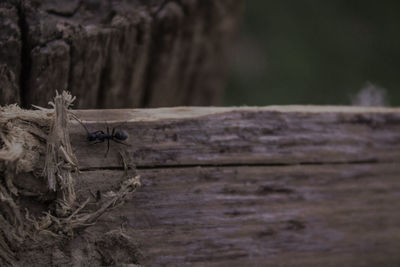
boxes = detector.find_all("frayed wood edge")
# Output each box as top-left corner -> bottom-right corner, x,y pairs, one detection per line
0,91 -> 141,266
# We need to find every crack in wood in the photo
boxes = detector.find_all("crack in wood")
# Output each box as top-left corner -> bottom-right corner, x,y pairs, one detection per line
16,1 -> 30,108
78,158 -> 383,172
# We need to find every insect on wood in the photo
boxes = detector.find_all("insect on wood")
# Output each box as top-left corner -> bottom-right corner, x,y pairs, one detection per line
72,114 -> 130,157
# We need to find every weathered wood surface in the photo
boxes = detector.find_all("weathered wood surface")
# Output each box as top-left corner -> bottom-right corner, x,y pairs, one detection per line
64,106 -> 400,266
0,0 -> 243,108
71,106 -> 400,168
77,164 -> 400,266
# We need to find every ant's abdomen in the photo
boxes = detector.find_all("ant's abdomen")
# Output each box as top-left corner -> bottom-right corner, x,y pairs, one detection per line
115,131 -> 128,141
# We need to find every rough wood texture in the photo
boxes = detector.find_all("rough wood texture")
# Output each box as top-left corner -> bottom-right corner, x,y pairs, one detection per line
77,164 -> 400,266
15,106 -> 400,265
0,3 -> 21,104
0,0 -> 243,108
70,106 -> 400,168
62,106 -> 400,266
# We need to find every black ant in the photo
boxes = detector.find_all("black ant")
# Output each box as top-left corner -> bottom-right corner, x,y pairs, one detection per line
87,125 -> 129,155
72,113 -> 129,157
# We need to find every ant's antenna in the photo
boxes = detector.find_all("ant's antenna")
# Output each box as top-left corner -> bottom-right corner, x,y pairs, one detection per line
69,111 -> 90,135
112,120 -> 128,131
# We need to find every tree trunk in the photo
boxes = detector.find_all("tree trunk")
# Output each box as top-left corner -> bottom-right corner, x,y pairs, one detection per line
0,0 -> 243,108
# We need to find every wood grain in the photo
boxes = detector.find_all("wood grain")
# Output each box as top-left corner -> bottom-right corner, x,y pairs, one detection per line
0,0 -> 243,108
0,3 -> 21,105
14,106 -> 400,266
70,106 -> 400,169
76,163 -> 400,266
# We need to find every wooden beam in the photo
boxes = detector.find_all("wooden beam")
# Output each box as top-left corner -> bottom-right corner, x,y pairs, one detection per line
76,163 -> 400,266
71,106 -> 400,169
25,106 -> 400,266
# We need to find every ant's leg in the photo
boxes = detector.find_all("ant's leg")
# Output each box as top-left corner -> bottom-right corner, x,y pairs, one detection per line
105,122 -> 110,135
105,125 -> 111,157
89,140 -> 104,145
105,139 -> 110,157
104,125 -> 110,157
111,139 -> 131,146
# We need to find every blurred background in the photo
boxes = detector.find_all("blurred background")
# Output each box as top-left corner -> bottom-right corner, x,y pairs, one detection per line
224,1 -> 400,106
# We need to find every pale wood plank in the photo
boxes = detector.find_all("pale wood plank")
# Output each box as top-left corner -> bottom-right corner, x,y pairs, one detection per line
70,106 -> 400,169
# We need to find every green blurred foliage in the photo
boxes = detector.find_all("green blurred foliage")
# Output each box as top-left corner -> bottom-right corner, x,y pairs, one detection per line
225,0 -> 400,106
